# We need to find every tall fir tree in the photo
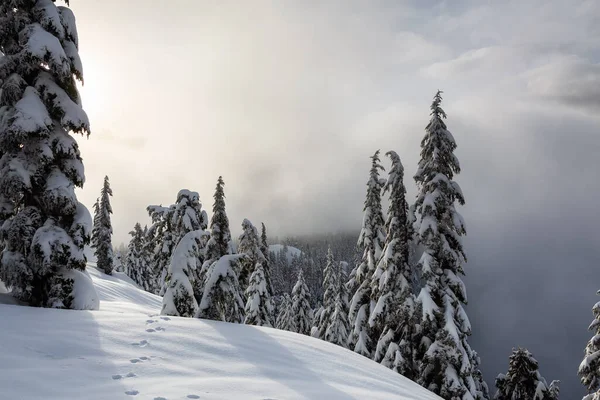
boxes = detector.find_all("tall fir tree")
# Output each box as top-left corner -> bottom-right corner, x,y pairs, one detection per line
92,176 -> 113,274
197,254 -> 246,323
260,222 -> 274,296
325,261 -> 350,348
244,263 -> 273,327
291,268 -> 313,335
315,246 -> 337,339
370,150 -> 416,379
204,176 -> 231,263
146,204 -> 175,295
349,150 -> 386,356
0,1 -> 93,308
495,348 -> 559,400
162,230 -> 208,317
413,91 -> 488,399
237,218 -> 266,293
276,292 -> 294,331
579,289 -> 600,400
91,198 -> 99,249
125,223 -> 153,292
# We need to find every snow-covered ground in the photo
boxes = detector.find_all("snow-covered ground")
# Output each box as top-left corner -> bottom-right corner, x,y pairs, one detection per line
0,266 -> 439,400
269,243 -> 303,262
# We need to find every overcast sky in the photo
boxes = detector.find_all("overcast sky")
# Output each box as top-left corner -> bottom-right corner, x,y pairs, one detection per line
70,0 -> 600,397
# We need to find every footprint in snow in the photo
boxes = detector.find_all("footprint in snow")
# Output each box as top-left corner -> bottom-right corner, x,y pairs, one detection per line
130,359 -> 142,363
112,372 -> 136,380
155,327 -> 166,332
187,396 -> 200,399
146,328 -> 156,333
131,340 -> 149,347
153,397 -> 167,400
159,316 -> 171,321
125,390 -> 139,396
139,356 -> 149,361
146,319 -> 157,324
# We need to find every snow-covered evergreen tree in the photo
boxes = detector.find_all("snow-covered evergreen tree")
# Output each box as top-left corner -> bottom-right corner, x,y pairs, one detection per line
197,254 -> 246,323
579,289 -> 600,400
349,150 -> 386,356
91,198 -> 99,249
125,223 -> 153,292
92,176 -> 113,274
260,222 -> 274,296
314,246 -> 337,339
237,219 -> 266,293
291,268 -> 313,335
325,261 -> 350,348
495,348 -> 559,400
276,293 -> 294,331
413,91 -> 487,399
0,1 -> 94,308
370,151 -> 416,379
147,189 -> 208,296
204,176 -> 231,263
244,263 -> 273,327
162,230 -> 208,317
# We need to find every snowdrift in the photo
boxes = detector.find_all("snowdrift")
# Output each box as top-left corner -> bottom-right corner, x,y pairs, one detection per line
0,266 -> 440,400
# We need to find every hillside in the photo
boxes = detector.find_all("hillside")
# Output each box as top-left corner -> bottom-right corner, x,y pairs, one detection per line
0,265 -> 439,400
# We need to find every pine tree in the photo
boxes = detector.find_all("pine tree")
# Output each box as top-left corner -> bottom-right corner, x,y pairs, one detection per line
276,293 -> 294,331
349,150 -> 386,356
92,176 -> 113,274
260,222 -> 274,296
315,246 -> 337,339
579,289 -> 600,400
370,150 -> 416,379
204,176 -> 231,263
325,261 -> 350,348
197,254 -> 246,323
162,230 -> 208,317
291,268 -> 313,335
0,1 -> 93,308
413,91 -> 488,399
237,219 -> 266,293
495,348 -> 559,400
147,189 -> 208,296
244,263 -> 273,327
125,223 -> 153,291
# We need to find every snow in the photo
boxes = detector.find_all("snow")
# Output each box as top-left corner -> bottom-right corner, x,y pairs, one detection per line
61,268 -> 99,310
0,264 -> 440,400
269,243 -> 303,262
22,23 -> 70,76
12,86 -> 53,134
35,71 -> 90,131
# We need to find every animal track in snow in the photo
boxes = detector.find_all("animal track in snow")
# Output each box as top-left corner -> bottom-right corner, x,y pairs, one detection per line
130,358 -> 142,363
131,340 -> 149,347
154,397 -> 167,400
187,395 -> 200,399
139,356 -> 149,361
125,390 -> 139,396
146,319 -> 157,324
155,327 -> 166,332
112,372 -> 136,380
146,328 -> 156,333
159,316 -> 171,321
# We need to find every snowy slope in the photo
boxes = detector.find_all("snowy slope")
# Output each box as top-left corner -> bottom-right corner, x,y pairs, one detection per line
269,243 -> 303,262
0,266 -> 440,400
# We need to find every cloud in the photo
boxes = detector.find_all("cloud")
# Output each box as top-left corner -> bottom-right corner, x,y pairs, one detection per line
526,55 -> 600,114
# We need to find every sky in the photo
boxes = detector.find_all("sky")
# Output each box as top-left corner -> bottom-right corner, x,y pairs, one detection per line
69,0 -> 600,397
